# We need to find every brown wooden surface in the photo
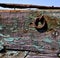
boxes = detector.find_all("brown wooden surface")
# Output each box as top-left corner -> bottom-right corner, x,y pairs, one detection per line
0,3 -> 60,9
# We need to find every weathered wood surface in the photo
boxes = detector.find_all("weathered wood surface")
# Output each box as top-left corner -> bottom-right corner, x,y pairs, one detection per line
0,3 -> 60,9
0,51 -> 59,58
0,10 -> 60,58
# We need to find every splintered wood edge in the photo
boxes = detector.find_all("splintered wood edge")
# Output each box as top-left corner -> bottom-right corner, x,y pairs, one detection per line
0,9 -> 60,12
0,10 -> 31,12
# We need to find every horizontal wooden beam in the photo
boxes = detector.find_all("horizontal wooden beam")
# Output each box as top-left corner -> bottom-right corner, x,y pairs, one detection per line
0,3 -> 60,9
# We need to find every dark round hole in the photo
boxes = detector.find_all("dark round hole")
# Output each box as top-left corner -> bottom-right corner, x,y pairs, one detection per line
35,16 -> 48,33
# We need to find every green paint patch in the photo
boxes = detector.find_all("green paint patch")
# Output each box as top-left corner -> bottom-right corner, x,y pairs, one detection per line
0,33 -> 10,37
43,37 -> 52,43
4,37 -> 14,42
0,45 -> 3,50
57,39 -> 60,45
0,25 -> 3,30
0,41 -> 4,45
33,45 -> 44,51
14,37 -> 20,40
38,48 -> 44,51
0,33 -> 4,37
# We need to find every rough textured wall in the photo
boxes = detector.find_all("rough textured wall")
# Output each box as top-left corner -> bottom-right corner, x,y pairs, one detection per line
0,10 -> 60,58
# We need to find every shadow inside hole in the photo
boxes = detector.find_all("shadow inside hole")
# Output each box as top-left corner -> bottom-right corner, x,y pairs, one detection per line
35,16 -> 48,33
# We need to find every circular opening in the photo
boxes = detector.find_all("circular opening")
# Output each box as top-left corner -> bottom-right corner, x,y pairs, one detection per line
34,16 -> 48,33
